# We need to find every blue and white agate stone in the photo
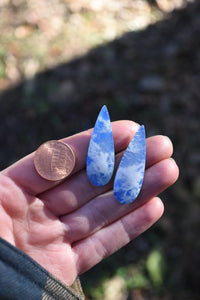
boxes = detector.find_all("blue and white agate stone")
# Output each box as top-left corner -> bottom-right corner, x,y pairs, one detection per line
114,125 -> 146,204
87,105 -> 115,186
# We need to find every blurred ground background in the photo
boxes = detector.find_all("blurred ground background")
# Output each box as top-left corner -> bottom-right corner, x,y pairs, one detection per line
0,0 -> 200,299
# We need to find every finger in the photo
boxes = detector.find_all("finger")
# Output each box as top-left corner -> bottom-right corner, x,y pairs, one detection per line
73,197 -> 164,275
41,135 -> 173,216
61,158 -> 179,243
145,135 -> 173,168
2,121 -> 139,195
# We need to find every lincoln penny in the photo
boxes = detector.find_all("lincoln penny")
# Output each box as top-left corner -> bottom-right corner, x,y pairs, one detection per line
34,140 -> 75,181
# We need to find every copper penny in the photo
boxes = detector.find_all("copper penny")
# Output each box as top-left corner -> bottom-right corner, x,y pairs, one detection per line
34,140 -> 75,181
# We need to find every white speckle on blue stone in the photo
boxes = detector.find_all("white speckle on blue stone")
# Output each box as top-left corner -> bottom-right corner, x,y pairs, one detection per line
87,105 -> 114,186
114,125 -> 146,204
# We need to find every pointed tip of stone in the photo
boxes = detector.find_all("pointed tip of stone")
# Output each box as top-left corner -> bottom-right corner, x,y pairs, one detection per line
139,124 -> 145,132
98,105 -> 110,121
136,125 -> 145,140
101,105 -> 108,114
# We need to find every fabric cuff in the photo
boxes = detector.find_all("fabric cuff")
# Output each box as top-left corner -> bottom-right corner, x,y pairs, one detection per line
0,237 -> 85,300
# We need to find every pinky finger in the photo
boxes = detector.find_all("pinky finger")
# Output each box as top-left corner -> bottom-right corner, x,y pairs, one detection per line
73,197 -> 164,275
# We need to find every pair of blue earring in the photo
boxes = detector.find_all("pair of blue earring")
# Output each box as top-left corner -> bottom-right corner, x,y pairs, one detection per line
86,105 -> 146,204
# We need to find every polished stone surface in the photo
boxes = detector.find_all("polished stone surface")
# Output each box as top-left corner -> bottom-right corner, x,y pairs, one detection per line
114,125 -> 146,204
87,105 -> 114,186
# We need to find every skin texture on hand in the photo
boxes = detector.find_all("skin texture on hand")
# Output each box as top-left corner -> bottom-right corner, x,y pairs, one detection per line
0,121 -> 179,286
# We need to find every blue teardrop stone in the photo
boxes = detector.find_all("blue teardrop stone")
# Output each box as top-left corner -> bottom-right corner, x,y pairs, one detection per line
87,105 -> 115,186
114,125 -> 146,204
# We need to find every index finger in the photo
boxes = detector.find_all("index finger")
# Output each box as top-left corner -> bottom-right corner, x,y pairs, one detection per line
2,121 -> 140,195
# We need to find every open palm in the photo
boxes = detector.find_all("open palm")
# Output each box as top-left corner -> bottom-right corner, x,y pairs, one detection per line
0,121 -> 179,286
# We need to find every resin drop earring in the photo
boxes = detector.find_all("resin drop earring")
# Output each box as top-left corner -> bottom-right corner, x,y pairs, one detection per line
114,125 -> 146,204
87,105 -> 115,186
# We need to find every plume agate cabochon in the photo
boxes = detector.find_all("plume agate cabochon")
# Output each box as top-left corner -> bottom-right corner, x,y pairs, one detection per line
87,105 -> 115,186
114,125 -> 146,204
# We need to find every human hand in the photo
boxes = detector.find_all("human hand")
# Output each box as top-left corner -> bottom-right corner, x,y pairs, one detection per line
0,121 -> 179,286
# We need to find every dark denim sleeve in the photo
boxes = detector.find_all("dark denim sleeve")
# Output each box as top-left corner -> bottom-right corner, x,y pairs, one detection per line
0,238 -> 85,300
